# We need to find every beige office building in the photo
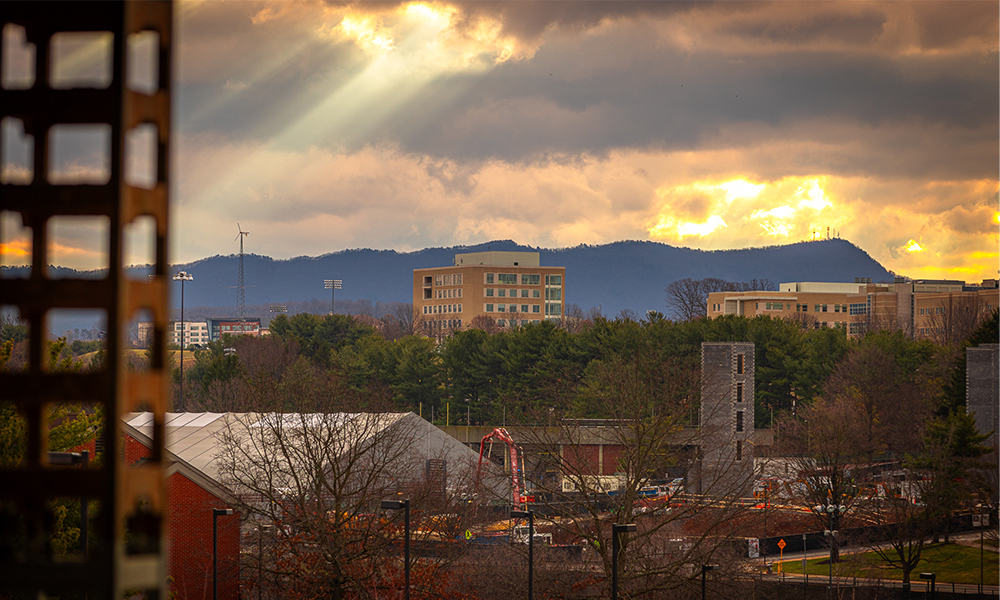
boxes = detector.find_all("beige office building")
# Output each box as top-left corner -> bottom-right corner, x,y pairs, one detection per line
413,251 -> 566,335
707,279 -> 998,339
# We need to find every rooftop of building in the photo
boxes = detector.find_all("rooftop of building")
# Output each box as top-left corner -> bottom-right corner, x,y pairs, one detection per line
453,251 -> 540,267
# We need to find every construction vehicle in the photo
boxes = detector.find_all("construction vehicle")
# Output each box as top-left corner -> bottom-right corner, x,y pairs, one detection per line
476,427 -> 533,505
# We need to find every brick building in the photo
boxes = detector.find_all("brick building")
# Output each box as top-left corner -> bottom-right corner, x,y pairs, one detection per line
121,411 -> 494,599
123,413 -> 240,600
707,279 -> 998,338
413,251 -> 565,336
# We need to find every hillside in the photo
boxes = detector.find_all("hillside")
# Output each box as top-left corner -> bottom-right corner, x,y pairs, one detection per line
3,239 -> 895,330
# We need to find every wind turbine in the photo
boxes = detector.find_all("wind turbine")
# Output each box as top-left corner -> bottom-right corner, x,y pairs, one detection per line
236,224 -> 250,327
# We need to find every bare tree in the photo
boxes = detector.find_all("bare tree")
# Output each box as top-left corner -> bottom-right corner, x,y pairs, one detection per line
784,310 -> 818,330
467,314 -> 500,335
215,372 -> 479,599
925,294 -> 992,346
515,350 -> 754,598
560,303 -> 592,334
665,278 -> 777,321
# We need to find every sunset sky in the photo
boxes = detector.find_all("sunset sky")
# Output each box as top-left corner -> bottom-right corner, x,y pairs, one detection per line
2,1 -> 998,282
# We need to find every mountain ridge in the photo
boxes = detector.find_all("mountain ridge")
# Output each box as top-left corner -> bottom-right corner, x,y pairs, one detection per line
1,239 -> 896,328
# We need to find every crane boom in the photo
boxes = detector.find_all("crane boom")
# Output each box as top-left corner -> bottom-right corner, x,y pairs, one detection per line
476,427 -> 530,505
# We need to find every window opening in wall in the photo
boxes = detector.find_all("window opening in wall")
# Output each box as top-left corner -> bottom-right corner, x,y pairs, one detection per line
736,441 -> 743,461
736,411 -> 744,432
736,382 -> 743,403
737,353 -> 744,375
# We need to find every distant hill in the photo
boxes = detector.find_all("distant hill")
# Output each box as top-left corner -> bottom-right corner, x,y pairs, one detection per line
2,239 -> 895,331
162,238 -> 892,318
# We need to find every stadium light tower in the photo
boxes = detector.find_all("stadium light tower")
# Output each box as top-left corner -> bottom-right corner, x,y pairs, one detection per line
324,279 -> 342,315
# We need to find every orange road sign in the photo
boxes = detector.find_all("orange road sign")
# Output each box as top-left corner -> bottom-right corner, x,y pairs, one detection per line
777,538 -> 786,550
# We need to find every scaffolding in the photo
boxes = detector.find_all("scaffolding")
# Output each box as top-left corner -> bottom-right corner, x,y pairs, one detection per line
1,1 -> 172,596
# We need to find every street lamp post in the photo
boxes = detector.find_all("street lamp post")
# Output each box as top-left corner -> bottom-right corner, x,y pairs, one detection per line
813,503 -> 846,600
382,499 -> 410,600
611,523 -> 636,600
324,279 -> 342,315
213,508 -> 234,600
701,564 -> 720,600
919,572 -> 936,600
511,509 -> 535,600
172,271 -> 193,411
258,523 -> 271,600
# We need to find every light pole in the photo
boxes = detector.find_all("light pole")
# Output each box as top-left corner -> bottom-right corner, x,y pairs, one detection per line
919,572 -> 936,600
701,564 -> 720,600
511,509 -> 535,600
813,503 -> 846,600
382,499 -> 410,600
213,508 -> 234,600
172,270 -> 193,411
324,279 -> 342,315
257,523 -> 271,600
611,523 -> 636,600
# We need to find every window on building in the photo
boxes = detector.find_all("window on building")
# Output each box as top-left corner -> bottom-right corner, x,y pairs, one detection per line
521,289 -> 529,298
458,289 -> 463,298
522,274 -> 540,285
545,275 -> 562,286
423,276 -> 432,286
533,290 -> 540,298
486,304 -> 494,312
736,411 -> 744,432
815,304 -> 821,312
497,304 -> 506,312
455,274 -> 462,285
486,289 -> 494,297
498,289 -> 506,297
435,276 -> 442,286
545,288 -> 562,300
532,305 -> 540,313
823,304 -> 828,312
736,441 -> 743,461
736,382 -> 743,403
521,305 -> 528,313
498,274 -> 517,285
737,353 -> 744,374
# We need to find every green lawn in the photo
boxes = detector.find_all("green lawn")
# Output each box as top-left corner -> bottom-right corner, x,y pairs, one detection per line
780,543 -> 999,585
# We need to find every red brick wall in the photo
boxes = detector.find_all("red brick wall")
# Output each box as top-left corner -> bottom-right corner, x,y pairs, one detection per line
124,433 -> 151,465
602,445 -> 624,475
563,444 -> 601,475
119,432 -> 239,600
167,472 -> 240,600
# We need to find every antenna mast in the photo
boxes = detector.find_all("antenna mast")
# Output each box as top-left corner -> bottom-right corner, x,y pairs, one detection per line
236,224 -> 250,326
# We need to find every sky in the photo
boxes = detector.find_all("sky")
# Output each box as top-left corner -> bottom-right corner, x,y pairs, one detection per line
1,1 -> 998,282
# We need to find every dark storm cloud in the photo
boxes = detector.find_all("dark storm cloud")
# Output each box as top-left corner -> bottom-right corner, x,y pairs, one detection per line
176,1 -> 998,184
363,42 -> 997,181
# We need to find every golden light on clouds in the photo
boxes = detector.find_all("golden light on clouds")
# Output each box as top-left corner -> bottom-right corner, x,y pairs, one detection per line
339,15 -> 396,56
0,240 -> 30,258
327,2 -> 533,67
904,239 -> 924,253
648,176 -> 844,244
